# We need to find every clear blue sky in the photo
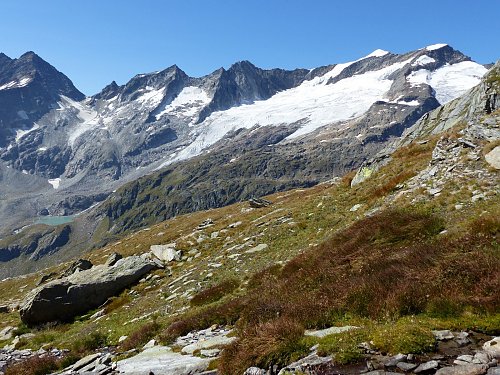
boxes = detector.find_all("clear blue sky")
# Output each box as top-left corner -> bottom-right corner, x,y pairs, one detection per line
1,0 -> 498,95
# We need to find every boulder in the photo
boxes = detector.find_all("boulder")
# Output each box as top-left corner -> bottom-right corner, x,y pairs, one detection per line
150,244 -> 182,262
484,337 -> 500,358
19,255 -> 159,325
248,198 -> 272,208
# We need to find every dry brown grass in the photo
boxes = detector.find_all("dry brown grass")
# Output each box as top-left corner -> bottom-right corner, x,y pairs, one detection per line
162,208 -> 499,374
218,317 -> 307,375
190,278 -> 239,307
5,355 -> 60,375
103,292 -> 131,314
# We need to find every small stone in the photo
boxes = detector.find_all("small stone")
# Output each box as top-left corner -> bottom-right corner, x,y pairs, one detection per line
228,221 -> 242,228
244,367 -> 267,375
485,146 -> 500,170
245,244 -> 269,254
414,360 -> 439,373
0,326 -> 14,341
143,339 -> 156,348
350,203 -> 363,212
429,187 -> 443,196
473,352 -> 491,365
305,326 -> 358,338
384,353 -> 407,367
118,335 -> 128,343
433,330 -> 455,340
105,252 -> 123,266
150,244 -> 181,262
200,348 -> 220,357
457,355 -> 474,363
397,362 -> 418,371
455,360 -> 472,366
455,332 -> 471,347
72,353 -> 101,371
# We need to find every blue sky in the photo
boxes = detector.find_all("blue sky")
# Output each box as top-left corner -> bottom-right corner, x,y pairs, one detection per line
1,0 -> 498,95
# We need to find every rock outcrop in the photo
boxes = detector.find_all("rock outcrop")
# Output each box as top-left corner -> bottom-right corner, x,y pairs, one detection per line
19,255 -> 159,326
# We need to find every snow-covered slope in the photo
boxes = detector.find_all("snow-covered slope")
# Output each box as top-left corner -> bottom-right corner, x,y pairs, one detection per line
407,61 -> 486,104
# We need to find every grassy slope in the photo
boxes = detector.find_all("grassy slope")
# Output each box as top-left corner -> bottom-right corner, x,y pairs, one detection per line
0,107 -> 498,372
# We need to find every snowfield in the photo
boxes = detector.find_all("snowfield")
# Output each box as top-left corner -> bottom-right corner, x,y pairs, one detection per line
407,61 -> 487,104
155,86 -> 210,121
166,54 -> 414,165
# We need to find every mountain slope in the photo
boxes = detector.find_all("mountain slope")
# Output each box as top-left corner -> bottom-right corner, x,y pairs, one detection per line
0,45 -> 490,277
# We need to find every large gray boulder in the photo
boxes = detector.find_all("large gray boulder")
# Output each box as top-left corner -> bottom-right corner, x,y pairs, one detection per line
19,255 -> 159,325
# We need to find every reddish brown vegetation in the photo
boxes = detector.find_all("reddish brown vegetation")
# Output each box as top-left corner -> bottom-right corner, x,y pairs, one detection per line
190,278 -> 239,307
120,321 -> 161,351
5,355 -> 60,375
162,209 -> 500,374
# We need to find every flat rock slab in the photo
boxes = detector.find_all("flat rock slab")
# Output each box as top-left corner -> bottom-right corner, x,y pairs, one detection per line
116,346 -> 210,375
436,364 -> 489,375
415,360 -> 439,373
305,325 -> 359,338
181,335 -> 237,354
20,255 -> 159,325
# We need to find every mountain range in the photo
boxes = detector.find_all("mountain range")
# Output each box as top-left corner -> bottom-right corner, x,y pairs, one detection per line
0,44 -> 490,277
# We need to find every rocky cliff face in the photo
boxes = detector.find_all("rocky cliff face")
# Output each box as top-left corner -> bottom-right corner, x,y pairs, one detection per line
0,52 -> 84,147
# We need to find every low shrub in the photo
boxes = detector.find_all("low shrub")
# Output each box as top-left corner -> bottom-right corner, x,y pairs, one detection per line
5,355 -> 59,375
218,317 -> 308,375
165,208 -> 499,370
371,320 -> 436,354
120,321 -> 161,351
71,331 -> 107,354
315,328 -> 369,364
190,278 -> 239,307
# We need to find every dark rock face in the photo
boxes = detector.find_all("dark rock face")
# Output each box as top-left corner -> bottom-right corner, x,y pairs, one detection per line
197,61 -> 309,122
0,225 -> 71,262
0,51 -> 84,147
19,255 -> 159,326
